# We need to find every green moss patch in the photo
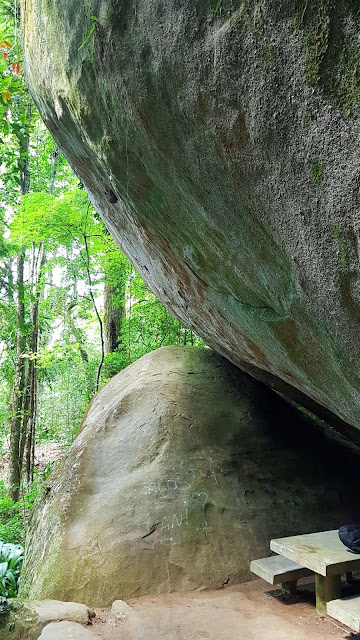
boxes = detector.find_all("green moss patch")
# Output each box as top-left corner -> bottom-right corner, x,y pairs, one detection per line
294,0 -> 360,113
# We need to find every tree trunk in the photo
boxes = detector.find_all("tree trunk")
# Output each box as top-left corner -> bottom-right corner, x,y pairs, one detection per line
49,145 -> 59,195
7,258 -> 14,304
8,250 -> 26,501
8,101 -> 31,500
82,224 -> 104,393
25,242 -> 45,484
24,141 -> 57,484
104,281 -> 124,355
66,301 -> 93,398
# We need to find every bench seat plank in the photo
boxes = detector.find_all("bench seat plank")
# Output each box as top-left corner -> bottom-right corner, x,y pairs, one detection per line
250,555 -> 312,585
327,596 -> 360,632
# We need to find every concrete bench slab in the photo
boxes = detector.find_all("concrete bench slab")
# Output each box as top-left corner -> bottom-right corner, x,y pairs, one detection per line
250,555 -> 313,585
271,530 -> 360,577
327,595 -> 360,632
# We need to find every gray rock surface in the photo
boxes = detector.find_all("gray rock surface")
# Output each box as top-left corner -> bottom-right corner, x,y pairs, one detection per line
38,621 -> 100,640
109,601 -> 134,621
107,600 -> 152,639
1,600 -> 95,640
31,600 -> 94,626
19,347 -> 360,606
21,0 -> 360,432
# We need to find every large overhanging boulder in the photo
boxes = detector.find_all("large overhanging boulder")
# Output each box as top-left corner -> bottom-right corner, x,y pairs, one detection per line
20,347 -> 360,605
21,1 -> 360,431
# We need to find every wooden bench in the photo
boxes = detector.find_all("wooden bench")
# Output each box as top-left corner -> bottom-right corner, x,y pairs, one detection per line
250,555 -> 313,593
327,595 -> 360,632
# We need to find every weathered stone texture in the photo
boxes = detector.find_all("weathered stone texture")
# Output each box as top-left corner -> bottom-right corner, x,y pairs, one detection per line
21,1 -> 360,429
38,621 -> 99,640
19,347 -> 360,606
1,600 -> 95,640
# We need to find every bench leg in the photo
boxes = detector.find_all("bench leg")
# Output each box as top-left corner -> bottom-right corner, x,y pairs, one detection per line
281,580 -> 297,595
315,574 -> 341,616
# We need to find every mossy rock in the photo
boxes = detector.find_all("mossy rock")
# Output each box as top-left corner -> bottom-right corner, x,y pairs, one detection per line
21,0 -> 360,432
19,347 -> 360,606
1,599 -> 94,640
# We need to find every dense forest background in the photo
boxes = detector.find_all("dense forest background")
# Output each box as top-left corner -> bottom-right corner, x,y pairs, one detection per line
0,0 -> 204,567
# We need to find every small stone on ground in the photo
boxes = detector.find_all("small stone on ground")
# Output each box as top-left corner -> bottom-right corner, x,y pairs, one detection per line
110,600 -> 134,620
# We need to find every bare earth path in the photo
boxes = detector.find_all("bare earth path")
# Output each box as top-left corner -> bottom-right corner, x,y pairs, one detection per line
0,442 -> 63,482
91,580 -> 355,640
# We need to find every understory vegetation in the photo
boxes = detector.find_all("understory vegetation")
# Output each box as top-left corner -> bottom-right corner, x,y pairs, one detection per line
0,0 -> 204,601
0,539 -> 23,612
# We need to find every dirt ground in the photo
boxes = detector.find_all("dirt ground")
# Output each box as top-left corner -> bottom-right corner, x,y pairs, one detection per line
0,442 -> 64,483
90,579 -> 358,640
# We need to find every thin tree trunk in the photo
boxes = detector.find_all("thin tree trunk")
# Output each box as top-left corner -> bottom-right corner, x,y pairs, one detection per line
66,301 -> 92,398
66,303 -> 89,366
25,242 -> 45,483
20,240 -> 37,473
49,145 -> 59,195
8,101 -> 31,500
8,250 -> 26,501
24,362 -> 35,482
24,142 -> 57,484
19,366 -> 30,478
7,258 -> 14,304
83,228 -> 104,393
20,103 -> 31,195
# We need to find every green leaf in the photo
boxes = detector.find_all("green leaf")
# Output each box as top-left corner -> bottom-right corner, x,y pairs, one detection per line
78,17 -> 98,50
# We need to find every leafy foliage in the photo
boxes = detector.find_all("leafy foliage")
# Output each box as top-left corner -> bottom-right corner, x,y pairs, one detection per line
0,184 -> 205,444
0,477 -> 42,545
0,540 -> 24,599
117,270 -> 204,371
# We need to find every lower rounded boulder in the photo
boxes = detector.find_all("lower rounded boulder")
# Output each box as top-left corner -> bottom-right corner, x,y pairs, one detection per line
20,346 -> 360,606
38,621 -> 98,640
